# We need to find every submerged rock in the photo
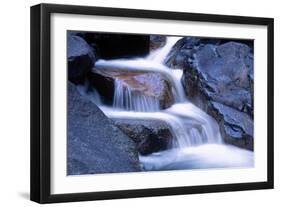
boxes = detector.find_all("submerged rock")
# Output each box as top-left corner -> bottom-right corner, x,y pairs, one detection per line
166,37 -> 254,150
89,69 -> 175,109
67,33 -> 96,83
67,82 -> 141,175
114,119 -> 175,155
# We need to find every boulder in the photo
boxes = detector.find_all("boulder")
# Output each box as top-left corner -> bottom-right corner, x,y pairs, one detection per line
165,37 -> 253,70
150,35 -> 166,51
67,82 -> 141,175
114,119 -> 175,155
89,69 -> 175,109
71,31 -> 150,59
211,102 -> 253,150
166,37 -> 254,150
67,33 -> 96,83
165,37 -> 222,69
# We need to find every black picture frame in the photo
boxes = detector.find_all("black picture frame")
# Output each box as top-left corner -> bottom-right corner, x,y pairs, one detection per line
30,3 -> 274,204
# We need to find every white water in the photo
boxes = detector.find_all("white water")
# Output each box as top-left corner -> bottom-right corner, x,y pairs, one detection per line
113,79 -> 160,112
94,37 -> 186,103
147,36 -> 182,63
89,36 -> 253,171
140,144 -> 254,171
95,60 -> 186,103
100,103 -> 219,148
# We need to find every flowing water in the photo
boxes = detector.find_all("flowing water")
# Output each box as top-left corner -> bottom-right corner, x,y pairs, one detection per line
84,36 -> 253,171
113,79 -> 161,112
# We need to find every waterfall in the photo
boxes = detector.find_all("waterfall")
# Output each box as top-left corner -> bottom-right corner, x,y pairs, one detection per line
88,35 -> 253,171
147,36 -> 182,63
95,60 -> 186,103
113,79 -> 160,112
94,36 -> 222,147
100,107 -> 198,148
101,102 -> 221,149
166,103 -> 222,144
95,61 -> 186,103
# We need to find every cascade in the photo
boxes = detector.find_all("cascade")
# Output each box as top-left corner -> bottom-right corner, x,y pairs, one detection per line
83,36 -> 253,171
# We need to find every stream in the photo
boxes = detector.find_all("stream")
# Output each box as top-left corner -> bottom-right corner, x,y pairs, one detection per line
81,36 -> 254,171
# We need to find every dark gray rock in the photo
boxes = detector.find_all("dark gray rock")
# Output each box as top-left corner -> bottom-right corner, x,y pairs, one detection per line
165,37 -> 253,70
114,119 -> 175,155
150,35 -> 166,51
167,37 -> 254,150
194,42 -> 253,114
67,82 -> 141,175
211,102 -> 253,150
67,33 -> 96,83
188,41 -> 253,114
165,37 -> 220,69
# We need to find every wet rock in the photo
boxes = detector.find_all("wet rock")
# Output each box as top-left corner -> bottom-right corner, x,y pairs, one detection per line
167,37 -> 254,150
187,42 -> 253,116
150,35 -> 166,51
211,102 -> 253,150
67,33 -> 96,83
165,37 -> 220,69
114,119 -> 175,155
89,69 -> 175,108
165,37 -> 253,70
67,82 -> 141,175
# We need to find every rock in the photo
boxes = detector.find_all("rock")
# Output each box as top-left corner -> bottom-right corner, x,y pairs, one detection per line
67,33 -> 96,83
71,32 -> 150,59
189,42 -> 253,115
210,102 -> 253,150
67,82 -> 141,175
89,69 -> 175,109
165,37 -> 253,70
165,37 -> 220,69
168,38 -> 254,150
88,69 -> 116,104
114,119 -> 175,155
150,35 -> 166,51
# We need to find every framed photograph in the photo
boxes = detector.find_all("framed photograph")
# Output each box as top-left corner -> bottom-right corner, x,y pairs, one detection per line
30,3 -> 274,203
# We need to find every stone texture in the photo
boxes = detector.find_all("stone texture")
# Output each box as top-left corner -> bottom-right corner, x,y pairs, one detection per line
114,119 -> 175,155
67,33 -> 96,83
67,82 -> 141,175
